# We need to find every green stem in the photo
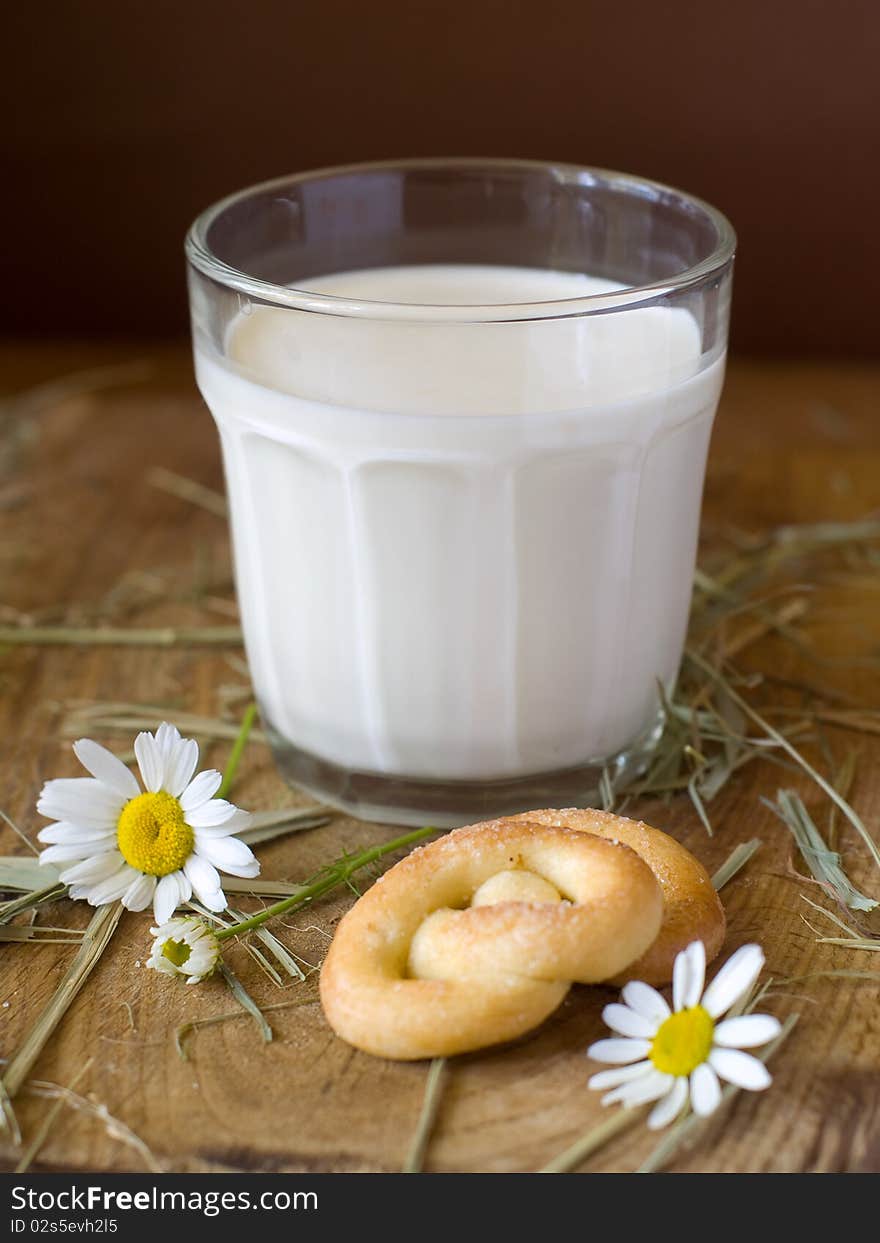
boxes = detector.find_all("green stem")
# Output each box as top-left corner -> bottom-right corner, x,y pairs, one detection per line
217,702 -> 257,800
214,827 -> 435,942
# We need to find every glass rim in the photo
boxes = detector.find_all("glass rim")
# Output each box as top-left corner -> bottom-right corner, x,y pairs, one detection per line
185,157 -> 736,324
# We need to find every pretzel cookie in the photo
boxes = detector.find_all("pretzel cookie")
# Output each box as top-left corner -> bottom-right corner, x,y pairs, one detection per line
320,816 -> 664,1060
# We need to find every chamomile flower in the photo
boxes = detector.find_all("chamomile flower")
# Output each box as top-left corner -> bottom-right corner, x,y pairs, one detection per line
37,723 -> 259,923
147,915 -> 221,983
588,941 -> 781,1129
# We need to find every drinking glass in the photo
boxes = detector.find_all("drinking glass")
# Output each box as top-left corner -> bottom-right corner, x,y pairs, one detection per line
187,159 -> 735,826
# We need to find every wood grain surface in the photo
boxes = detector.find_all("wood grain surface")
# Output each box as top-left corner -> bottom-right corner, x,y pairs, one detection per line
0,343 -> 878,1173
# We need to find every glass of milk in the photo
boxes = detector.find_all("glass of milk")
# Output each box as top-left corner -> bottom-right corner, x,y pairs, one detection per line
187,159 -> 734,826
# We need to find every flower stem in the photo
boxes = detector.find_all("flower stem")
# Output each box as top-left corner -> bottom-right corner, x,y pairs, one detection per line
214,827 -> 435,942
217,702 -> 257,800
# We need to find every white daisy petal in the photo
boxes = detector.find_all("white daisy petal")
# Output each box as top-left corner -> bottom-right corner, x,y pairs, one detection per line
686,940 -> 706,1006
73,739 -> 140,800
206,859 -> 258,880
701,944 -> 765,1018
122,873 -> 156,911
153,874 -> 181,924
676,944 -> 696,1014
155,722 -> 182,762
134,731 -> 165,793
174,868 -> 193,905
185,798 -> 242,828
622,980 -> 671,1025
647,1077 -> 689,1130
193,835 -> 258,876
163,738 -> 199,798
602,1069 -> 672,1107
38,823 -> 116,845
601,1003 -> 657,1039
184,853 -> 222,900
40,841 -> 117,864
59,852 -> 125,885
588,1060 -> 653,1090
587,1038 -> 651,1065
673,940 -> 706,1011
179,770 -> 223,811
38,777 -> 122,812
708,1047 -> 772,1090
36,804 -> 117,835
37,778 -> 123,830
192,815 -> 252,838
36,806 -> 117,835
714,1014 -> 782,1048
690,1063 -> 722,1116
184,858 -> 227,912
200,887 -> 228,912
87,865 -> 140,905
218,809 -> 252,833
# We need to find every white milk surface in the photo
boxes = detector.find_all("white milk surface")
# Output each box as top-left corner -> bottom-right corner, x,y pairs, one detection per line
195,265 -> 724,780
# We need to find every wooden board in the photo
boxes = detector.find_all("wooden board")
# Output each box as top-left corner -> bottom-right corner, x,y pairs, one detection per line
0,344 -> 878,1173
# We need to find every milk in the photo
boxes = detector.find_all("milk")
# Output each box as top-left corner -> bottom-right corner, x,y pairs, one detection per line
195,265 -> 724,782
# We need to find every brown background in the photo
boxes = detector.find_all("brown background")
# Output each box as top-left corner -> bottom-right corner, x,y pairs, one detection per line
4,0 -> 879,354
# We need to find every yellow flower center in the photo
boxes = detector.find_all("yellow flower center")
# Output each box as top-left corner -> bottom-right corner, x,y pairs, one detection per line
116,791 -> 193,877
162,938 -> 192,967
650,1005 -> 715,1076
